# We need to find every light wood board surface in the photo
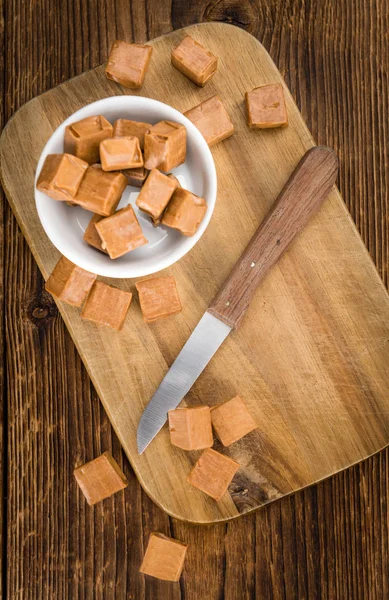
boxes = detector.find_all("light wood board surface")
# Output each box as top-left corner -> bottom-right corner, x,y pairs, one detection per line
1,23 -> 389,524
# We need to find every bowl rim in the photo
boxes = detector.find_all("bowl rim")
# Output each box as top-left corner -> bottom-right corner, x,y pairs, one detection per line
35,95 -> 217,278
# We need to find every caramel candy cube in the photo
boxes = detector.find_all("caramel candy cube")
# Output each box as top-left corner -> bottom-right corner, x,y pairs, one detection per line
95,205 -> 148,259
168,407 -> 213,451
45,256 -> 96,307
106,40 -> 153,89
100,136 -> 143,171
161,188 -> 207,236
144,121 -> 186,172
36,153 -> 88,201
184,95 -> 234,147
171,36 -> 217,87
187,448 -> 239,501
122,166 -> 149,188
211,396 -> 257,446
81,281 -> 133,330
136,276 -> 182,323
136,169 -> 177,222
73,451 -> 128,505
140,533 -> 188,582
245,84 -> 288,129
73,167 -> 127,216
83,214 -> 107,253
64,115 -> 113,164
113,119 -> 151,149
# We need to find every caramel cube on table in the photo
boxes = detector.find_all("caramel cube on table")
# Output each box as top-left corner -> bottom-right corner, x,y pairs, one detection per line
211,395 -> 257,446
45,256 -> 96,307
171,36 -> 217,87
73,166 -> 127,216
83,214 -> 107,253
73,451 -> 128,505
136,276 -> 182,323
245,84 -> 288,129
168,406 -> 213,451
161,188 -> 207,236
122,166 -> 149,188
106,40 -> 153,89
184,95 -> 234,147
81,281 -> 133,330
100,136 -> 143,171
64,115 -> 113,164
36,153 -> 88,201
140,533 -> 188,582
113,119 -> 151,150
95,205 -> 148,259
144,121 -> 186,172
136,169 -> 177,222
187,448 -> 239,501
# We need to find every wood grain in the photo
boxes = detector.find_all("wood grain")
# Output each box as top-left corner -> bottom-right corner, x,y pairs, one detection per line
1,0 -> 389,598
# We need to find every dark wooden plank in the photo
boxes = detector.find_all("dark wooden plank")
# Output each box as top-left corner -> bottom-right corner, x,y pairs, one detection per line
2,0 -> 388,599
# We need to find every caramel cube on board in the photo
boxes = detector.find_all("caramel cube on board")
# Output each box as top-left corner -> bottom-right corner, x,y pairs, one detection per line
83,214 -> 107,253
187,448 -> 239,501
122,166 -> 149,188
168,407 -> 213,450
140,533 -> 188,582
171,36 -> 217,87
245,84 -> 288,129
73,167 -> 127,216
100,136 -> 143,171
136,169 -> 177,222
64,115 -> 113,164
161,188 -> 207,236
106,41 -> 153,89
73,451 -> 128,505
81,281 -> 133,330
136,276 -> 182,323
113,119 -> 151,150
36,153 -> 88,201
45,256 -> 96,307
211,396 -> 257,446
184,95 -> 234,147
95,205 -> 148,259
144,121 -> 186,172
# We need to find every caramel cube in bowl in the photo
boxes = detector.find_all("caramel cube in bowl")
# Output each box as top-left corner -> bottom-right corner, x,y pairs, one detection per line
168,406 -> 213,451
136,276 -> 182,323
45,256 -> 96,307
184,95 -> 234,147
83,214 -> 107,253
171,35 -> 217,87
81,281 -> 133,330
245,83 -> 288,129
113,118 -> 151,149
136,169 -> 177,222
95,205 -> 148,259
64,115 -> 113,164
36,153 -> 88,201
121,166 -> 149,188
72,167 -> 127,216
100,136 -> 143,171
211,396 -> 257,446
144,120 -> 186,172
106,41 -> 153,89
73,451 -> 128,505
161,188 -> 207,236
187,448 -> 239,501
140,533 -> 188,582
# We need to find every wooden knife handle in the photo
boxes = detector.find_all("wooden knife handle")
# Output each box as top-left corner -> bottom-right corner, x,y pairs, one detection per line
208,146 -> 339,329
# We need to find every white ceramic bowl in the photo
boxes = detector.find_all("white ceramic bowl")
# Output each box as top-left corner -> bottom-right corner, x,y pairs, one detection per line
35,96 -> 217,278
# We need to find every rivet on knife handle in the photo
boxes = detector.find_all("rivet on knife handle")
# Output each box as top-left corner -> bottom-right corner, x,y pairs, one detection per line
208,146 -> 339,329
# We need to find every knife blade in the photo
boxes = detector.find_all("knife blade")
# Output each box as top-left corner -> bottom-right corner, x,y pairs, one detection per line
137,146 -> 339,453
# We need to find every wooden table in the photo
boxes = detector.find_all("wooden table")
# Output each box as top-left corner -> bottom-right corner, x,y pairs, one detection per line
1,1 -> 388,598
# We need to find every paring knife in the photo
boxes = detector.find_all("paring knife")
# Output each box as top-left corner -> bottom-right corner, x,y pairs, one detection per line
137,146 -> 338,454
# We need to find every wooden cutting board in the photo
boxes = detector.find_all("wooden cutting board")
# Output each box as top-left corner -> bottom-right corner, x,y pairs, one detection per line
1,23 -> 389,524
